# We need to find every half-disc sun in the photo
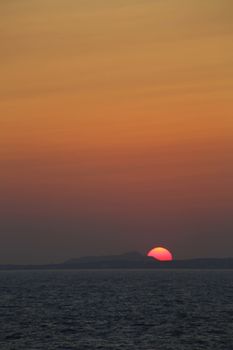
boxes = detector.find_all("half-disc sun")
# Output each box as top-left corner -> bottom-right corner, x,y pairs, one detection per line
147,247 -> 173,261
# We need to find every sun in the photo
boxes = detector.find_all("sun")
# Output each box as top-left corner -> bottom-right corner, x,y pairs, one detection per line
147,247 -> 173,261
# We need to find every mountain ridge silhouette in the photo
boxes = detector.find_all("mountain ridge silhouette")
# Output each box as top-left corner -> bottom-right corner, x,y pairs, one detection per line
0,252 -> 233,269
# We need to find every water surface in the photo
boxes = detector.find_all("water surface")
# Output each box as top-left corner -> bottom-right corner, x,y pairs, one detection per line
0,270 -> 232,349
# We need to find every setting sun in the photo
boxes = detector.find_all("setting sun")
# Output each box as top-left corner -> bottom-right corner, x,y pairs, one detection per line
147,247 -> 173,261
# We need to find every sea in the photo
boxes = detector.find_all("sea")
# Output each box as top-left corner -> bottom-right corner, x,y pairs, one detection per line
0,269 -> 232,350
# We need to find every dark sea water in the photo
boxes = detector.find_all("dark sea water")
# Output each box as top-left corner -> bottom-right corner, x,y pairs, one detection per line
0,270 -> 232,350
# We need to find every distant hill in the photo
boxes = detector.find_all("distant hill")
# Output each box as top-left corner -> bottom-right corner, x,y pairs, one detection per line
63,253 -> 233,269
63,251 -> 145,268
65,251 -> 143,263
0,252 -> 233,270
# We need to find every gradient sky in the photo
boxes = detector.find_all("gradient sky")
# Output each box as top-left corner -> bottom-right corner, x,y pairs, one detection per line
0,0 -> 233,263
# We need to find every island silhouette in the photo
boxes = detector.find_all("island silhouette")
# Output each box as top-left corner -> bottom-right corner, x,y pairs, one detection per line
0,252 -> 233,270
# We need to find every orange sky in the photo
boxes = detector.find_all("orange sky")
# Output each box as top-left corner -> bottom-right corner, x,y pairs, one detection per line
0,0 -> 233,263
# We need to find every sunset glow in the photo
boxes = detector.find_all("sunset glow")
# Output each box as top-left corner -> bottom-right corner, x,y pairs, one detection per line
0,0 -> 232,263
147,247 -> 173,261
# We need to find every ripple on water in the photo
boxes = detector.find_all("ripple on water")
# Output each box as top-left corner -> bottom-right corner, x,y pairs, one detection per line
0,270 -> 232,350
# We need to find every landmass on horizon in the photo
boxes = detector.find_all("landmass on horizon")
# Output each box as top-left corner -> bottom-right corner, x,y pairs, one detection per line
1,252 -> 233,270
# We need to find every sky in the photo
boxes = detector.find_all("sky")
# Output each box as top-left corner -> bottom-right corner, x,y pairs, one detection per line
0,0 -> 233,263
